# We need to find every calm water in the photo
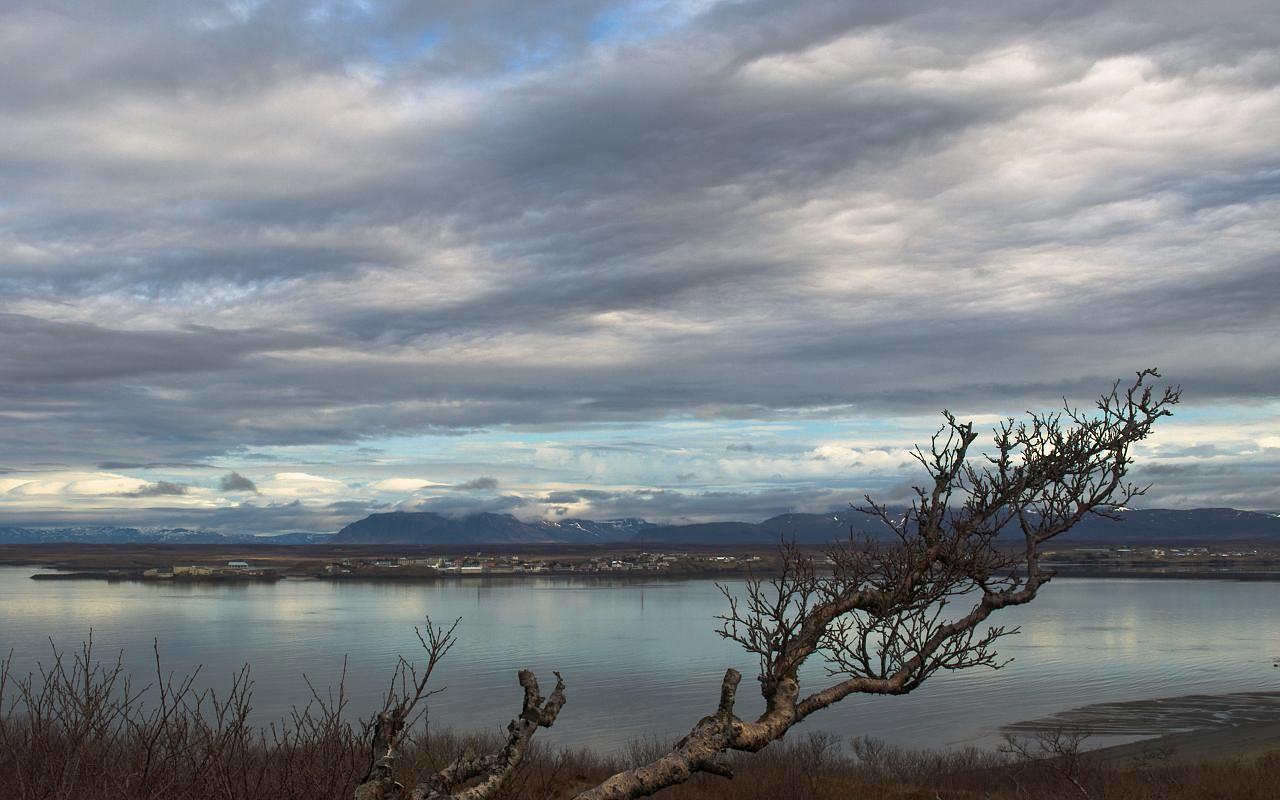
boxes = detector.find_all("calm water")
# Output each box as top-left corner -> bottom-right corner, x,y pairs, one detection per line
1,567 -> 1276,754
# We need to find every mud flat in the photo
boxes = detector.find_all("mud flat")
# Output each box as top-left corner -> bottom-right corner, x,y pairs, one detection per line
1091,719 -> 1280,764
29,570 -> 282,583
1003,691 -> 1280,763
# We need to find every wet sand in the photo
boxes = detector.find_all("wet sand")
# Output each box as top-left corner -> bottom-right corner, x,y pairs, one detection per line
1003,691 -> 1280,764
1092,719 -> 1280,764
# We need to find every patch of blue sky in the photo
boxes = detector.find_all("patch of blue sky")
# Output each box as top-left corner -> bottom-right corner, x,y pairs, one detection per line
226,407 -> 989,480
367,30 -> 443,67
307,0 -> 375,25
344,416 -> 912,467
1161,400 -> 1280,425
501,35 -> 575,73
587,1 -> 716,46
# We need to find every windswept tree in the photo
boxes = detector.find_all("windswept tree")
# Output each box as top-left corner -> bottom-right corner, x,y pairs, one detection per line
355,370 -> 1180,800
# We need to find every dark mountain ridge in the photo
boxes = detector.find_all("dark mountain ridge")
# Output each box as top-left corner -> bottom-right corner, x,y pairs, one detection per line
330,507 -> 1280,546
0,527 -> 332,545
5,508 -> 1276,547
332,512 -> 652,545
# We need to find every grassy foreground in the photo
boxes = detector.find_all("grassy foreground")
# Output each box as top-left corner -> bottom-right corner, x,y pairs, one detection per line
1,643 -> 1275,799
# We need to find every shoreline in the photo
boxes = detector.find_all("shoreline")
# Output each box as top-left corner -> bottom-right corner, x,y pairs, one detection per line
6,541 -> 1280,583
20,564 -> 1280,583
1045,565 -> 1280,581
1090,720 -> 1280,765
1004,691 -> 1280,765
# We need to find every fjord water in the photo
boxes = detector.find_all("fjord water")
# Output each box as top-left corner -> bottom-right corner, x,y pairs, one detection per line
1,567 -> 1276,753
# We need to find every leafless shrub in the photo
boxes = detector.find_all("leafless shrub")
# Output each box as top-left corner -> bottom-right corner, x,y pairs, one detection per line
0,635 -> 367,800
624,736 -> 676,770
1002,727 -> 1096,798
851,735 -> 1008,785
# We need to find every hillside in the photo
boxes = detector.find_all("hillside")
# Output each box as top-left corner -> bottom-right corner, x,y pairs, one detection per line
6,508 -> 1277,547
637,507 -> 1280,544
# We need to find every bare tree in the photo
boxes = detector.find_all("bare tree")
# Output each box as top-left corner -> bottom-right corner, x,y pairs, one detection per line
353,370 -> 1179,800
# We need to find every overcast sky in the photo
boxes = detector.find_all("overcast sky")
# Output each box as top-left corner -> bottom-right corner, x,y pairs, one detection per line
1,1 -> 1277,532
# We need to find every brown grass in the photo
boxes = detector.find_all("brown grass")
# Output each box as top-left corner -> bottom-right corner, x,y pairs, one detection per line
1,641 -> 1275,799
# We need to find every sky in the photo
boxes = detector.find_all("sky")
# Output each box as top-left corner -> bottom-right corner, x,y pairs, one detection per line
1,1 -> 1277,533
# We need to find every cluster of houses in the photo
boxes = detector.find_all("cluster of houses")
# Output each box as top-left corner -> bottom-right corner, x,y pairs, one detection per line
323,551 -> 763,576
1149,546 -> 1258,559
142,560 -> 269,578
1056,545 -> 1262,562
323,555 -> 553,575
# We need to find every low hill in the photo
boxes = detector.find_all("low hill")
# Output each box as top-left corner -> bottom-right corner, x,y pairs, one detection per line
0,527 -> 333,545
635,507 -> 1280,544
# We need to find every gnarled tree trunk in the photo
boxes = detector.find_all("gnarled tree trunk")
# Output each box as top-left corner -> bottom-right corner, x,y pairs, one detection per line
355,370 -> 1179,800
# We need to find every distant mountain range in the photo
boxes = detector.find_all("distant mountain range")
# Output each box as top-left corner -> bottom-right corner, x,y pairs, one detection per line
330,507 -> 1280,546
332,513 -> 653,544
0,527 -> 331,545
4,507 -> 1279,547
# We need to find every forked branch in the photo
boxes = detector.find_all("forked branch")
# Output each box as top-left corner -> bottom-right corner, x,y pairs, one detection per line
353,623 -> 566,800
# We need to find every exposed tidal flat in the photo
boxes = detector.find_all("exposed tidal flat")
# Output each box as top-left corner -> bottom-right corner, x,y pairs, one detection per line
1,567 -> 1277,756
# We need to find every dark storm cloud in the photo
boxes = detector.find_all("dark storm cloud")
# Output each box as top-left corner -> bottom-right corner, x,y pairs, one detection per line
451,476 -> 499,492
219,471 -> 259,493
541,489 -> 619,504
118,481 -> 191,497
0,0 -> 1277,516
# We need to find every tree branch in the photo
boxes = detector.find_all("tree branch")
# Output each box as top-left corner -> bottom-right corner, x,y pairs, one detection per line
359,371 -> 1179,800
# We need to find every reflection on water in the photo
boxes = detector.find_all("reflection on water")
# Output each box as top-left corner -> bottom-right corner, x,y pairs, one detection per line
1,568 -> 1276,754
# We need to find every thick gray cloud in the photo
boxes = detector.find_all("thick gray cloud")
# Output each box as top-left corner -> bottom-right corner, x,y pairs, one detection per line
452,476 -> 499,492
118,481 -> 191,498
0,0 -> 1276,528
416,493 -> 528,516
457,485 -> 873,524
219,471 -> 259,493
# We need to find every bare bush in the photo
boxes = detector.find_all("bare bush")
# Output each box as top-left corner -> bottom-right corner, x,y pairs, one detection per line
851,735 -> 1008,785
1002,728 -> 1097,798
0,636 -> 367,800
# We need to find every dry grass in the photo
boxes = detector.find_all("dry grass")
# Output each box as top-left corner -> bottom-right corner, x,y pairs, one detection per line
1,641 -> 1275,799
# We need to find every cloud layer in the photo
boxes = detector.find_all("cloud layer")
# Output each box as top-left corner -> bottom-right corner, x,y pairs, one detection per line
1,1 -> 1277,530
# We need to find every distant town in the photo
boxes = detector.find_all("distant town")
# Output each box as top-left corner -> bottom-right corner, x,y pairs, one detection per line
25,548 -> 776,582
16,541 -> 1280,583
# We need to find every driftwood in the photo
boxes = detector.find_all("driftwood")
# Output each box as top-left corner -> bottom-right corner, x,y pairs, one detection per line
354,370 -> 1179,800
